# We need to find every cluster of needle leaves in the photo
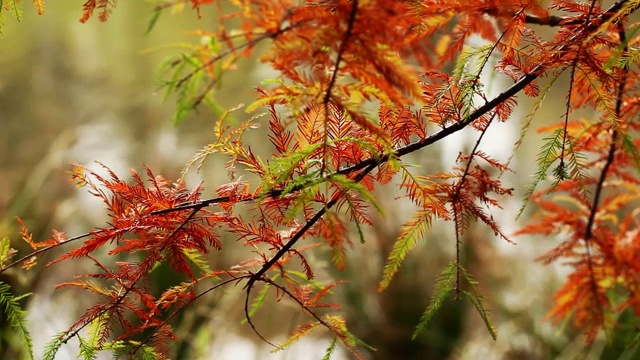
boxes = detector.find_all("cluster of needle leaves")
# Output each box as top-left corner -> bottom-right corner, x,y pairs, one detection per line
2,0 -> 640,358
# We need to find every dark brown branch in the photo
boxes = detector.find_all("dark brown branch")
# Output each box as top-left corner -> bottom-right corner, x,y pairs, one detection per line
245,277 -> 336,349
241,162 -> 376,345
524,14 -> 572,27
151,0 -> 640,218
524,0 -> 635,27
322,0 -> 358,106
58,206 -> 202,345
175,27 -> 290,89
452,112 -> 497,298
558,1 -> 598,179
581,1 -> 630,333
9,1 -> 640,355
25,3 -> 640,292
245,162 -> 377,291
151,70 -> 543,217
321,0 -> 359,175
0,228 -> 98,274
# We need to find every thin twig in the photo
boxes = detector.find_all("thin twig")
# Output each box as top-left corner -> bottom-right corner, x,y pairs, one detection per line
0,230 -> 99,274
59,207 -> 202,344
245,277 -> 335,349
452,112 -> 497,298
524,14 -> 573,27
582,16 -> 630,329
130,273 -> 248,357
150,0 -> 639,217
242,163 -> 377,345
321,0 -> 359,176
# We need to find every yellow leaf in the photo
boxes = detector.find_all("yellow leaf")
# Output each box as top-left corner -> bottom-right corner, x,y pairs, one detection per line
435,34 -> 451,58
33,0 -> 45,15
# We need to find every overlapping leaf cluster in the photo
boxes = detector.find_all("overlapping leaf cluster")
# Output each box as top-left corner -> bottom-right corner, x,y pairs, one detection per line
2,0 -> 640,358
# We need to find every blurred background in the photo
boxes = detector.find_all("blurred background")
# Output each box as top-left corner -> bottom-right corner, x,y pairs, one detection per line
0,2 -> 636,360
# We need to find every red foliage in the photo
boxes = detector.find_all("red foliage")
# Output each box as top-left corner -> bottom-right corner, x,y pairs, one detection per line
5,0 -> 640,357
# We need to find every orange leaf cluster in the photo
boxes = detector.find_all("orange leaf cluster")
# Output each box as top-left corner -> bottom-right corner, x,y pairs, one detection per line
7,0 -> 640,357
